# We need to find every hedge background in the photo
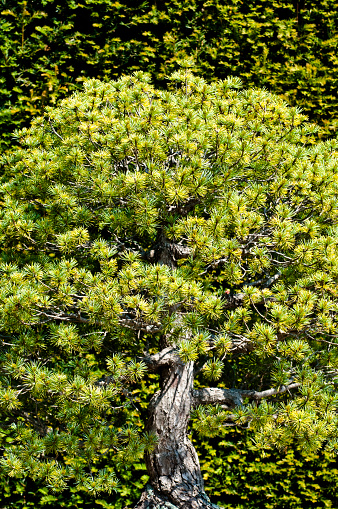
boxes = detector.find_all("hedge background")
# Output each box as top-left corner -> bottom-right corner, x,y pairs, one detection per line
1,0 -> 338,151
1,0 -> 338,506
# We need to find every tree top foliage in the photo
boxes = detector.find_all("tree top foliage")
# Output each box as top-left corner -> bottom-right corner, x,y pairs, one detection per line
1,69 -> 338,494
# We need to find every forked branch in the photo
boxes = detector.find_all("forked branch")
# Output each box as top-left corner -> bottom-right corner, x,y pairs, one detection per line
141,346 -> 180,372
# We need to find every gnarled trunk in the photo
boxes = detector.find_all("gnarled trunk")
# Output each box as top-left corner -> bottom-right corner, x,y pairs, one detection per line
134,358 -> 218,509
133,345 -> 297,508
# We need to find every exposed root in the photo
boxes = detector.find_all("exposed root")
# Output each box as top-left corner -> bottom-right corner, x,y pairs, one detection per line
133,484 -> 178,509
133,484 -> 220,509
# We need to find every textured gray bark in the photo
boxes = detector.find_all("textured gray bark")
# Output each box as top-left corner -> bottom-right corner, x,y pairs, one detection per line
134,356 -> 219,509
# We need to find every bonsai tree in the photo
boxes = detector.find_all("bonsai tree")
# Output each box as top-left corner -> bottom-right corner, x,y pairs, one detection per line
0,70 -> 338,508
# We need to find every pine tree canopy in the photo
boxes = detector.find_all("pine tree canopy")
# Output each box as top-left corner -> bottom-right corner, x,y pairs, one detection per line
1,70 -> 338,502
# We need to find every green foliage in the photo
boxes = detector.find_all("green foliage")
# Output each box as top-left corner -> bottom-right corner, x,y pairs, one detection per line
1,0 -> 338,152
0,374 -> 156,508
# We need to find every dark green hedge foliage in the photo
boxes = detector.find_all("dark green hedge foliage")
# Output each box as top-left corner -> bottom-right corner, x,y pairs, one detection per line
1,0 -> 338,151
197,433 -> 338,509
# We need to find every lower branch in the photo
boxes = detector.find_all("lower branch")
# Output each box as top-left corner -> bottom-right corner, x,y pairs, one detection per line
244,382 -> 301,400
193,382 -> 301,408
192,387 -> 244,408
